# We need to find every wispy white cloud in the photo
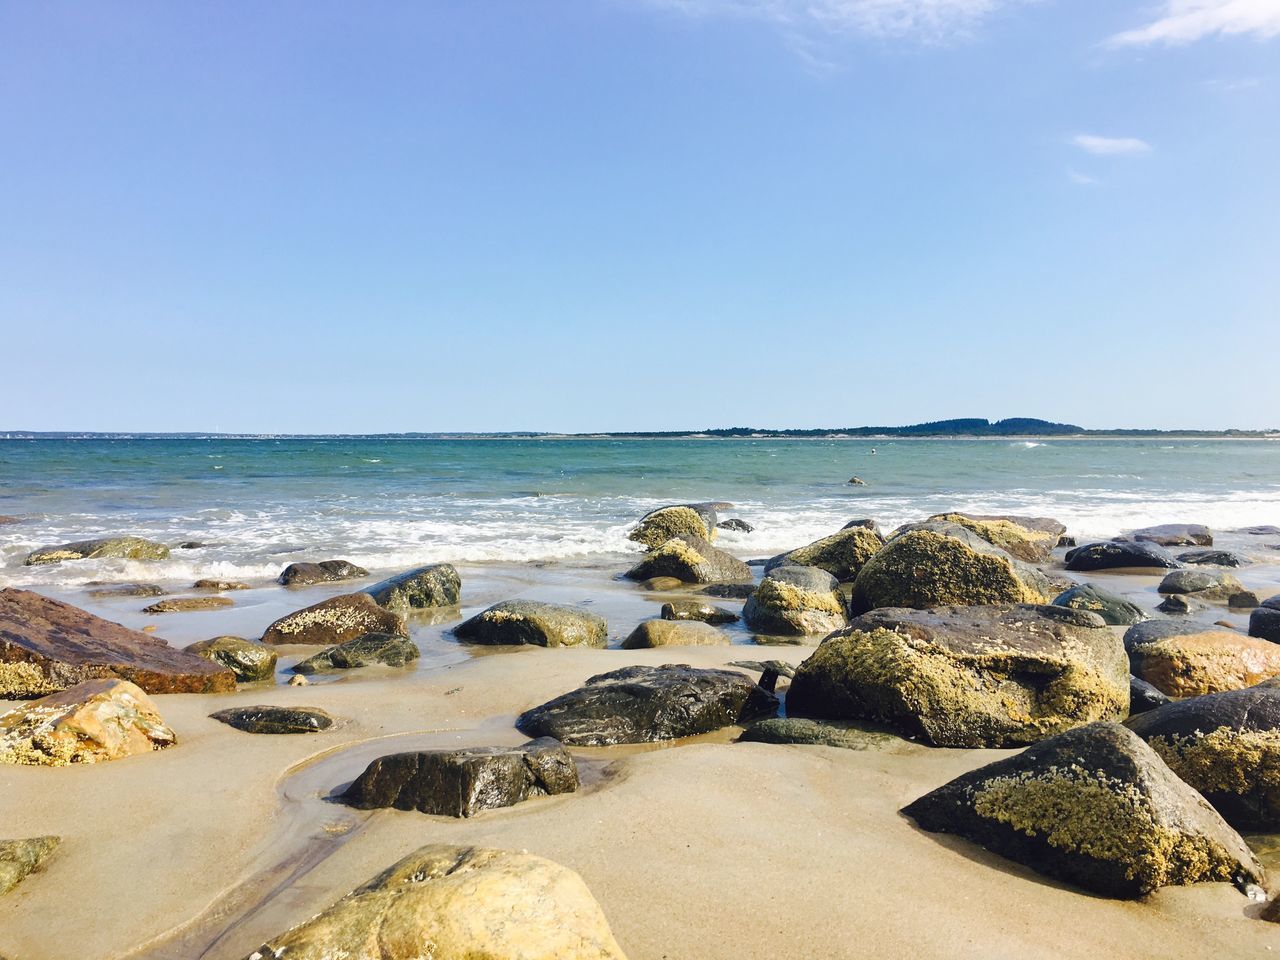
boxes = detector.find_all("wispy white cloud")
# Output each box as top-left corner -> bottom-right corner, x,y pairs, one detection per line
644,0 -> 1031,43
1071,134 -> 1153,156
1067,168 -> 1100,185
1108,0 -> 1280,47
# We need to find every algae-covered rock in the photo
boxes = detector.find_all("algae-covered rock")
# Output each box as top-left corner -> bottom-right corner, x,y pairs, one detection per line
364,564 -> 461,614
621,619 -> 728,649
1052,583 -> 1147,626
1065,541 -> 1180,572
85,582 -> 166,599
1127,685 -> 1280,830
787,605 -> 1127,747
850,525 -> 1052,612
243,844 -> 628,960
743,566 -> 848,638
1125,622 -> 1280,697
293,633 -> 420,674
1131,523 -> 1214,547
341,738 -> 578,818
185,636 -> 277,683
628,505 -> 714,548
517,664 -> 778,746
624,534 -> 752,585
902,722 -> 1263,898
0,836 -> 60,897
454,600 -> 607,648
24,536 -> 170,566
278,559 -> 368,587
765,526 -> 884,583
738,717 -> 897,750
0,679 -> 175,766
1158,568 -> 1246,603
211,705 -> 335,735
659,600 -> 739,624
926,513 -> 1059,563
260,593 -> 406,646
143,596 -> 235,613
193,579 -> 250,592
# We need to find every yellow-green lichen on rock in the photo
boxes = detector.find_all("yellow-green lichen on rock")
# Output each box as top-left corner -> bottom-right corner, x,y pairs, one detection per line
1148,727 -> 1280,799
928,513 -> 1058,563
624,534 -> 752,585
743,566 -> 848,637
25,536 -> 171,566
773,526 -> 884,582
628,506 -> 711,549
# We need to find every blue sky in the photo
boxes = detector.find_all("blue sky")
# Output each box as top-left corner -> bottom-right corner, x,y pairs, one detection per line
1,1 -> 1277,432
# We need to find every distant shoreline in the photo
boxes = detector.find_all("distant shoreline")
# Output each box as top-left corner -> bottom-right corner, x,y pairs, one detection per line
2,432 -> 1278,442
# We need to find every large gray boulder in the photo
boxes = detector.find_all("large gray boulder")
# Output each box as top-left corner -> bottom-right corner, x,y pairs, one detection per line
624,534 -> 752,585
742,566 -> 848,637
1065,541 -> 1180,572
1157,568 -> 1245,602
925,513 -> 1062,563
260,593 -> 407,646
454,600 -> 607,648
1130,523 -> 1213,547
364,564 -> 461,614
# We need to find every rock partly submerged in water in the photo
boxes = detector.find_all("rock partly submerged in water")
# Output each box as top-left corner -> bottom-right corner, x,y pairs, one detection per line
210,705 -> 335,735
716,518 -> 753,533
1179,549 -> 1249,568
454,600 -> 607,648
1158,568 -> 1245,603
659,600 -> 739,624
902,722 -> 1263,898
1051,582 -> 1147,626
364,564 -> 461,615
621,619 -> 728,649
278,560 -> 368,587
764,526 -> 884,583
1124,620 -> 1280,697
0,679 -> 176,766
517,664 -> 778,746
293,633 -> 420,674
624,534 -> 753,586
24,536 -> 171,566
244,844 -> 628,960
142,596 -> 235,614
1130,523 -> 1214,547
787,604 -> 1127,747
84,582 -> 166,599
0,588 -> 235,697
341,738 -> 578,817
185,636 -> 278,683
260,593 -> 406,646
193,579 -> 251,592
0,836 -> 60,897
1064,540 -> 1181,572
628,505 -> 714,549
742,565 -> 848,638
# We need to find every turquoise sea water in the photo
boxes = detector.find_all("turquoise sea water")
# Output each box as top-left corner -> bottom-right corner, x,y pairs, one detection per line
2,437 -> 1279,587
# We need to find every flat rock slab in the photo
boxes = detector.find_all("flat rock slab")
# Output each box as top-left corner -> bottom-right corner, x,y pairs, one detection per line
0,837 -> 60,897
739,717 -> 898,750
260,593 -> 406,646
25,536 -> 170,565
210,706 -> 335,735
454,600 -> 607,648
278,559 -> 368,587
185,636 -> 277,682
364,564 -> 461,614
517,664 -> 778,746
0,588 -> 235,697
1065,541 -> 1181,572
902,722 -> 1263,898
341,738 -> 578,817
85,583 -> 166,599
193,579 -> 250,591
143,596 -> 235,613
292,632 -> 420,674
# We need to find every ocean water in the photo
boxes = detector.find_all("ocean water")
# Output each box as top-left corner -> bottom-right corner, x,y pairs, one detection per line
1,436 -> 1279,588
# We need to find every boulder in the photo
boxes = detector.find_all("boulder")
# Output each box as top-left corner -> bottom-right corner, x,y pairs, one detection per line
902,722 -> 1263,898
743,566 -> 848,637
193,579 -> 250,591
364,564 -> 461,614
621,619 -> 728,649
659,600 -> 738,624
1127,685 -> 1280,830
1125,619 -> 1280,696
341,738 -> 578,817
1229,591 -> 1260,609
210,706 -> 335,735
0,679 -> 176,766
842,518 -> 883,536
260,593 -> 406,646
454,601 -> 607,648
1157,569 -> 1245,603
716,518 -> 753,533
143,596 -> 235,613
85,582 -> 165,599
1130,675 -> 1171,714
1156,594 -> 1204,616
25,536 -> 170,565
0,837 -> 60,897
1251,598 -> 1280,643
1051,583 -> 1147,626
1179,549 -> 1248,568
738,717 -> 897,750
640,577 -> 683,592
764,526 -> 884,583
1130,523 -> 1214,547
242,844 -> 627,960
1241,525 -> 1280,536
278,560 -> 368,587
293,633 -> 420,674
624,535 -> 752,585
926,513 -> 1060,563
628,506 -> 713,548
1065,541 -> 1180,572
0,588 -> 235,697
185,636 -> 277,683
850,524 -> 1052,612
517,664 -> 778,746
787,605 -> 1127,747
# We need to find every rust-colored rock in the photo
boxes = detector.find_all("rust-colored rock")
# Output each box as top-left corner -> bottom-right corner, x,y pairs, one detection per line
1129,628 -> 1280,698
260,592 -> 407,646
0,588 -> 236,698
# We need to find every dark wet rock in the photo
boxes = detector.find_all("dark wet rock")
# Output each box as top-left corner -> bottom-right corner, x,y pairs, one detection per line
292,633 -> 420,674
1064,540 -> 1181,572
143,596 -> 235,613
1058,535 -> 1077,547
926,513 -> 1061,563
1241,525 -> 1280,536
1156,594 -> 1204,615
621,619 -> 727,649
210,705 -> 334,734
743,566 -> 848,637
517,664 -> 778,746
25,536 -> 170,566
700,582 -> 756,600
84,582 -> 166,600
0,836 -> 60,896
727,659 -> 795,692
628,505 -> 715,548
175,541 -> 206,549
278,559 -> 369,587
193,579 -> 250,591
364,564 -> 461,615
185,636 -> 277,683
842,518 -> 882,536
1130,524 -> 1214,547
850,523 -> 1053,612
1129,676 -> 1171,715
764,526 -> 884,583
716,518 -> 753,533
1051,582 -> 1147,626
1125,622 -> 1280,696
1250,603 -> 1280,643
1179,549 -> 1248,568
341,738 -> 578,817
847,476 -> 866,485
454,600 -> 607,648
660,600 -> 739,624
261,593 -> 406,646
787,604 -> 1126,747
902,722 -> 1264,898
624,534 -> 752,585
1229,591 -> 1260,609
1158,569 -> 1245,602
1127,685 -> 1280,830
1123,619 -> 1212,649
0,588 -> 235,698
739,717 -> 897,750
